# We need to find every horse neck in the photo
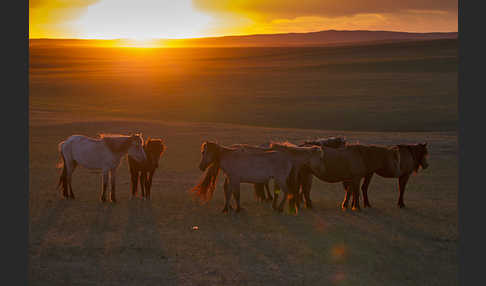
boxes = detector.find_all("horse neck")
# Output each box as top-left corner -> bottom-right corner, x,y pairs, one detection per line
404,145 -> 421,171
210,145 -> 234,173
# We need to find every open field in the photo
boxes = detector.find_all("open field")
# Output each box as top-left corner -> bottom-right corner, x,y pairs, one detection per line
29,39 -> 457,285
29,116 -> 457,286
30,39 -> 457,132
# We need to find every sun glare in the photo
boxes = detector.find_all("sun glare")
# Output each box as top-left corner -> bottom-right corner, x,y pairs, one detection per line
73,0 -> 212,42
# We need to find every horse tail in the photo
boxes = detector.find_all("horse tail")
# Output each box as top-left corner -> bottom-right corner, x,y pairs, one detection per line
191,162 -> 220,202
56,141 -> 68,195
287,165 -> 300,198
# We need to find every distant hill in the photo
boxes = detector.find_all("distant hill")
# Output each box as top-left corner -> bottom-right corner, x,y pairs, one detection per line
30,30 -> 458,48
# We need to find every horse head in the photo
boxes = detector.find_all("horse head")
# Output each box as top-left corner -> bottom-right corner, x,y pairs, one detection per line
127,133 -> 147,163
417,142 -> 429,170
144,138 -> 166,169
199,141 -> 219,171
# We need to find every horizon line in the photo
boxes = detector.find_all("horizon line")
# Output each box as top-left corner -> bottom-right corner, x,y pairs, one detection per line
28,29 -> 459,41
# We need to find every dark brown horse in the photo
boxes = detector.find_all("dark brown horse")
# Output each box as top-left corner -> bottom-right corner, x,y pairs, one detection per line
128,138 -> 166,199
295,137 -> 346,206
351,143 -> 429,208
298,144 -> 401,210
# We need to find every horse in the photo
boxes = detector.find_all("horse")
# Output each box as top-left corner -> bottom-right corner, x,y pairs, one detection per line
267,142 -> 334,211
296,137 -> 346,205
228,143 -> 274,202
128,138 -> 166,200
56,133 -> 147,202
350,143 -> 429,208
190,141 -> 310,213
298,144 -> 401,210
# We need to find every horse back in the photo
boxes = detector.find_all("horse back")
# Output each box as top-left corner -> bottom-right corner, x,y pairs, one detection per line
221,150 -> 293,183
319,146 -> 367,181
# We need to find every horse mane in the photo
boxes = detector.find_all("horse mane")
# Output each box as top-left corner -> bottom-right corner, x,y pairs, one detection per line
100,133 -> 134,154
230,143 -> 272,153
190,162 -> 220,202
398,144 -> 427,172
301,136 -> 346,148
270,141 -> 320,154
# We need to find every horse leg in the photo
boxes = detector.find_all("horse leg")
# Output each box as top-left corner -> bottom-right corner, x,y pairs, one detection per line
109,169 -> 117,203
341,182 -> 351,210
146,170 -> 154,200
232,182 -> 243,213
140,171 -> 146,199
100,171 -> 109,202
272,183 -> 280,210
222,177 -> 232,213
351,179 -> 361,211
253,183 -> 264,203
276,183 -> 290,213
301,172 -> 313,209
265,182 -> 273,201
67,161 -> 77,199
130,171 -> 139,200
361,173 -> 373,208
398,174 -> 411,208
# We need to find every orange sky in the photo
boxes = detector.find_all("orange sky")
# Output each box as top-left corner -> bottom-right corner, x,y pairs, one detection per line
30,0 -> 457,39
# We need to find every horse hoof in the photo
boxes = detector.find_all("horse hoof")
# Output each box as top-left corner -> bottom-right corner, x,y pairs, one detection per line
398,203 -> 406,208
221,207 -> 229,213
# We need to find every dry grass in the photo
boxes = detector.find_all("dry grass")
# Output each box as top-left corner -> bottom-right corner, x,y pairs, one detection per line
29,116 -> 457,286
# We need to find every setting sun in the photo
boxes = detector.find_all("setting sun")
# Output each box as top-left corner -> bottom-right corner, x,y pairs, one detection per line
72,0 -> 212,39
30,0 -> 457,40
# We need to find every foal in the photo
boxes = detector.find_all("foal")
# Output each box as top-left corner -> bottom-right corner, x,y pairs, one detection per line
128,138 -> 166,200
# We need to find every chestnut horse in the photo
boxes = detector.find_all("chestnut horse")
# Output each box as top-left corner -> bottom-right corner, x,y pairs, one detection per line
128,138 -> 166,200
351,143 -> 429,208
298,144 -> 401,210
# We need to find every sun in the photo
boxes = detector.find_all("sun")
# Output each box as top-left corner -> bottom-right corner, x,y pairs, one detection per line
73,0 -> 212,40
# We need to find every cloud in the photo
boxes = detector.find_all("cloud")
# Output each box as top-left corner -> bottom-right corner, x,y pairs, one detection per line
193,0 -> 457,19
193,0 -> 457,35
30,0 -> 100,38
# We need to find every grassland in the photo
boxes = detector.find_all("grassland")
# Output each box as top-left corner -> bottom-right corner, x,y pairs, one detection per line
29,39 -> 458,285
30,39 -> 457,132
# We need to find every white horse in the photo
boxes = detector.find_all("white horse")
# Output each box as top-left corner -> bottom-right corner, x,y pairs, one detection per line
57,133 -> 147,202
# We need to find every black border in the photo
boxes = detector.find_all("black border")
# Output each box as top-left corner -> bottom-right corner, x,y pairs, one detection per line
9,0 -> 477,285
458,0 -> 484,285
5,0 -> 28,285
